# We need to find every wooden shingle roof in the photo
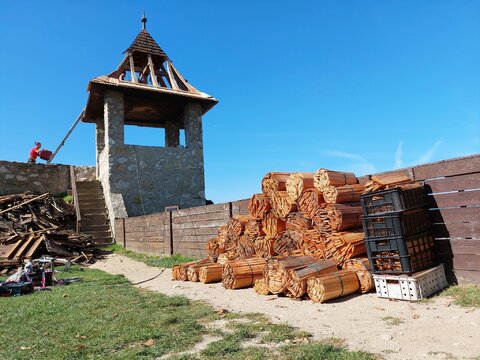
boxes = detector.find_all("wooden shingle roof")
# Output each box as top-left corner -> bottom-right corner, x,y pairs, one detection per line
124,29 -> 167,58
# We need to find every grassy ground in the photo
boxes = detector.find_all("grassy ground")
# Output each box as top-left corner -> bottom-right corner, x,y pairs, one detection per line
0,266 -> 376,360
439,284 -> 480,308
106,243 -> 196,268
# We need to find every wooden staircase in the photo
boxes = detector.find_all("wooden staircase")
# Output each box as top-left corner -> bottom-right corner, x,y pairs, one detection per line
75,180 -> 113,244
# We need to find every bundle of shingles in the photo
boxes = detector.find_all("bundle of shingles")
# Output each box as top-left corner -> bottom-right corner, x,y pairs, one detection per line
172,168 -> 382,303
0,192 -> 100,273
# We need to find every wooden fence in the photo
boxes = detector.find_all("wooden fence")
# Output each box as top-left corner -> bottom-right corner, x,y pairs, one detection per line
114,154 -> 480,284
114,200 -> 249,258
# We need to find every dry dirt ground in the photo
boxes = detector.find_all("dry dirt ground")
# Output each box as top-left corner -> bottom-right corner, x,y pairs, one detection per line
91,254 -> 480,360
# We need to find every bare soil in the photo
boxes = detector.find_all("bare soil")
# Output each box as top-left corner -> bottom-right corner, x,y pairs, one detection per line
91,254 -> 480,360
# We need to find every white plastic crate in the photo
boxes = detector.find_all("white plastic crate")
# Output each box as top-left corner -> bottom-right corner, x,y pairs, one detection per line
373,264 -> 448,301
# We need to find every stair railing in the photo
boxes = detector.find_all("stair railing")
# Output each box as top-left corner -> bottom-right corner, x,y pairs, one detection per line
70,166 -> 82,234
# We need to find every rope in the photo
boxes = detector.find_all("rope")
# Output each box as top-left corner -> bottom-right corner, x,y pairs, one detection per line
333,272 -> 345,296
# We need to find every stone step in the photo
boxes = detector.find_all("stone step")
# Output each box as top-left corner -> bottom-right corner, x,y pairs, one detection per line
81,215 -> 109,225
81,224 -> 110,233
78,196 -> 105,202
78,203 -> 105,209
92,237 -> 114,244
83,230 -> 112,238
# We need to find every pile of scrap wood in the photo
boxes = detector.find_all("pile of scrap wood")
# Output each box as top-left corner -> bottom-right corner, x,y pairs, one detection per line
0,192 -> 100,273
172,168 -> 400,303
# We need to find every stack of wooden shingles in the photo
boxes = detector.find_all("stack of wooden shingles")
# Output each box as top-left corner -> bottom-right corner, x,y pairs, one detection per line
173,169 -> 376,303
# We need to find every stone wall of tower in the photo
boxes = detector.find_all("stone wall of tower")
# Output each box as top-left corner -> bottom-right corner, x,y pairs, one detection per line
97,90 -> 206,219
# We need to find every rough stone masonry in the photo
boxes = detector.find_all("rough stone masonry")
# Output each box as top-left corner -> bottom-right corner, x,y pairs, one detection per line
97,90 -> 206,220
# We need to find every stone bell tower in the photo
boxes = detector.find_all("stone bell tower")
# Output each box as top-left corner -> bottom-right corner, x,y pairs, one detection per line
82,15 -> 217,218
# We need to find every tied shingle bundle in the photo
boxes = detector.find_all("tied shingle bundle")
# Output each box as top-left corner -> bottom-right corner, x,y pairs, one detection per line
244,218 -> 264,240
262,212 -> 286,239
264,256 -> 318,294
313,169 -> 357,192
199,263 -> 223,283
287,259 -> 338,298
261,172 -> 291,196
222,258 -> 267,289
297,189 -> 325,220
315,203 -> 362,232
273,231 -> 304,256
323,184 -> 365,204
248,194 -> 272,220
342,257 -> 374,293
270,191 -> 297,220
307,270 -> 359,303
237,235 -> 256,259
172,259 -> 210,281
285,172 -> 315,201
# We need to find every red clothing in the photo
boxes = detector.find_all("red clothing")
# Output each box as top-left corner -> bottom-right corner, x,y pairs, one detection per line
29,147 -> 40,159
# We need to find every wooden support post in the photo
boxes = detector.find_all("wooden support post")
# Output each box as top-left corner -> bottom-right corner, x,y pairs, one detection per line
166,61 -> 179,90
147,54 -> 159,87
129,55 -> 138,83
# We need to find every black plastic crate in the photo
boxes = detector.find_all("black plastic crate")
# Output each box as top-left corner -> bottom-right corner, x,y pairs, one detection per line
362,208 -> 432,238
360,186 -> 429,216
366,231 -> 436,274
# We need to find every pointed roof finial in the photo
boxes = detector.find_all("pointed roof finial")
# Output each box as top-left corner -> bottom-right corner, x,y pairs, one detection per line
141,10 -> 147,30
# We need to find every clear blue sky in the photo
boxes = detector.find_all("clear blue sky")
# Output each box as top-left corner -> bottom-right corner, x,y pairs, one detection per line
1,1 -> 479,203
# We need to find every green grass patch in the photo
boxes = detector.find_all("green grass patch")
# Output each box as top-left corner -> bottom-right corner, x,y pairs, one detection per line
63,194 -> 73,204
381,316 -> 404,326
106,243 -> 196,268
0,266 -> 215,359
440,284 -> 480,308
1,266 -> 377,359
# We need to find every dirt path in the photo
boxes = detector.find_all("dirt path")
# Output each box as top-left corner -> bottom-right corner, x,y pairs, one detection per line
91,254 -> 480,359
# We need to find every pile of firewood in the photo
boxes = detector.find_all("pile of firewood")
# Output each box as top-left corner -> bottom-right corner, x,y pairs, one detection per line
172,168 -> 381,303
0,192 -> 101,273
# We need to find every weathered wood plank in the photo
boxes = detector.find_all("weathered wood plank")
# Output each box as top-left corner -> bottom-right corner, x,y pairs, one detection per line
171,219 -> 227,230
453,270 -> 480,285
172,211 -> 230,224
425,173 -> 480,193
433,222 -> 480,239
413,154 -> 480,180
435,239 -> 480,255
429,190 -> 480,208
172,227 -> 219,237
429,207 -> 480,223
172,203 -> 229,217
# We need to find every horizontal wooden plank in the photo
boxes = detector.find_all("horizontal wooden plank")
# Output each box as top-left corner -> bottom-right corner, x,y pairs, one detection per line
172,211 -> 230,224
425,173 -> 480,193
171,219 -> 227,230
429,190 -> 480,208
435,239 -> 480,255
172,227 -> 219,237
429,207 -> 480,223
413,154 -> 480,181
173,234 -> 212,243
453,270 -> 480,285
433,222 -> 480,239
173,203 -> 230,217
437,253 -> 480,271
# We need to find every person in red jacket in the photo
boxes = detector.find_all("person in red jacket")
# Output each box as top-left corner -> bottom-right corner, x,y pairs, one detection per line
28,142 -> 42,163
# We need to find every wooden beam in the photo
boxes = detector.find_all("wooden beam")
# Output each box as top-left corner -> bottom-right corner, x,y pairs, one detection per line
147,54 -> 159,87
129,55 -> 138,83
168,61 -> 201,94
165,60 -> 179,90
140,65 -> 150,83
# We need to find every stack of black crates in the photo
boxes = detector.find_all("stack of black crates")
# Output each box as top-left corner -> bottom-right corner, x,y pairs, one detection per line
360,186 -> 436,275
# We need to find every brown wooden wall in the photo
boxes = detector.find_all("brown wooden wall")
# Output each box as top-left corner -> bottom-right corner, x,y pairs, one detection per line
414,155 -> 479,284
114,199 -> 250,258
115,153 -> 479,284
